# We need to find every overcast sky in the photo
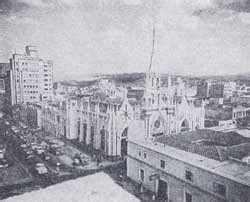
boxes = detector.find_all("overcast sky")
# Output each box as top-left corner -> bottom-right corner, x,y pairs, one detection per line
0,0 -> 250,80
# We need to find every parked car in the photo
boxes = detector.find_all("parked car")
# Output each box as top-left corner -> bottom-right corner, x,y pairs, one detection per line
34,163 -> 48,175
26,154 -> 35,163
41,153 -> 51,161
50,144 -> 63,156
30,143 -> 38,150
35,146 -> 45,155
72,157 -> 81,166
0,158 -> 8,168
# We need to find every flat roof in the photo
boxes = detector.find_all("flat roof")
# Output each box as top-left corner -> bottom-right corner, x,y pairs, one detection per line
129,138 -> 250,187
3,172 -> 139,202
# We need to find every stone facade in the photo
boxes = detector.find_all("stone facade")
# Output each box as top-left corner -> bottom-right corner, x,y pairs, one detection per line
65,92 -> 137,157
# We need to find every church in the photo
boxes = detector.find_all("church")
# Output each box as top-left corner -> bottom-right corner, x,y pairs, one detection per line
129,70 -> 205,140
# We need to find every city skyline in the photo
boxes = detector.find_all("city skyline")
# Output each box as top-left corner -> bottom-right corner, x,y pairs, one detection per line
0,0 -> 250,80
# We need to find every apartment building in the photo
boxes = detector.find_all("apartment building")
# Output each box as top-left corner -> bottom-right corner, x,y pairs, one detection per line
10,46 -> 53,105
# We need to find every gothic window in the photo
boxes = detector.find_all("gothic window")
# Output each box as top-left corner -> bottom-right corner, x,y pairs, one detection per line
156,78 -> 159,86
90,126 -> 94,147
100,127 -> 105,152
83,123 -> 87,145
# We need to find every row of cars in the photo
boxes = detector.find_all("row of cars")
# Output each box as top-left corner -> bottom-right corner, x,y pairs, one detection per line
8,126 -> 50,176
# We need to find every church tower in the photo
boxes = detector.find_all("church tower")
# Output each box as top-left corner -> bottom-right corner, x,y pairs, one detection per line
143,26 -> 162,110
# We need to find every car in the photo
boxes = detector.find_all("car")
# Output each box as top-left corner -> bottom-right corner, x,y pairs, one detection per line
26,154 -> 35,163
50,144 -> 63,156
30,143 -> 38,150
24,149 -> 34,158
20,144 -> 28,150
34,163 -> 48,175
35,146 -> 45,155
41,153 -> 51,161
72,157 -> 81,166
0,158 -> 8,168
5,121 -> 10,126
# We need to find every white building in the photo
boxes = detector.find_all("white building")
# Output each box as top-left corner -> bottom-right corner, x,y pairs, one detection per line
223,81 -> 236,98
10,46 -> 53,105
129,70 -> 205,141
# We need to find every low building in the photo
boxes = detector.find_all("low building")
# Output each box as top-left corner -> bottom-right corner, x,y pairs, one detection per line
127,129 -> 250,202
231,95 -> 250,105
209,83 -> 224,98
232,105 -> 250,120
205,105 -> 233,128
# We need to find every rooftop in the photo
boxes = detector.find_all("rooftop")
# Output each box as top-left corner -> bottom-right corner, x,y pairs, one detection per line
155,129 -> 250,161
3,172 -> 139,202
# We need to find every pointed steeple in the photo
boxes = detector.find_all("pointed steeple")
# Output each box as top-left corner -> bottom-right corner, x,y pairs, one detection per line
148,25 -> 156,74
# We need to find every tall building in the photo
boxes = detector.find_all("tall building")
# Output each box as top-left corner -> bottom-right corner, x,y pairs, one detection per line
196,79 -> 210,98
10,46 -> 53,105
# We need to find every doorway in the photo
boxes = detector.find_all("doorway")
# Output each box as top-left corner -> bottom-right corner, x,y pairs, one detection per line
157,179 -> 168,202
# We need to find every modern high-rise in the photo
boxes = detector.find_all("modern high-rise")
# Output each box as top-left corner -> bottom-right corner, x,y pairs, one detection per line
10,46 -> 53,105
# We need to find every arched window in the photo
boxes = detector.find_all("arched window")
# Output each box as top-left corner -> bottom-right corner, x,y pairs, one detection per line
100,127 -> 105,152
156,78 -> 159,86
181,119 -> 190,132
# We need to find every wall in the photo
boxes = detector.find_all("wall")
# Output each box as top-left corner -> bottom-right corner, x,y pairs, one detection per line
127,141 -> 250,202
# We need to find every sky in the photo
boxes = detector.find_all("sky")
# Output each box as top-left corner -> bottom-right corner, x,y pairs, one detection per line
0,0 -> 250,80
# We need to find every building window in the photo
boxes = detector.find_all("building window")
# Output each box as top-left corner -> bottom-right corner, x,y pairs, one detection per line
138,150 -> 142,157
185,170 -> 193,182
213,182 -> 226,197
185,192 -> 192,202
143,152 -> 147,159
139,168 -> 144,182
160,160 -> 165,169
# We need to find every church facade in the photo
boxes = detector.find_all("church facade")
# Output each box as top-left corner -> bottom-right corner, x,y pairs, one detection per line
130,71 -> 205,140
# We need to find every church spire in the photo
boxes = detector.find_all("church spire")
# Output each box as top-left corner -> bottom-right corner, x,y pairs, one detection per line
148,25 -> 156,74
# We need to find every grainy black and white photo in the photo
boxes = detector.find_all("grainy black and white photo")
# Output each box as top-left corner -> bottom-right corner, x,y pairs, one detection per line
0,0 -> 250,201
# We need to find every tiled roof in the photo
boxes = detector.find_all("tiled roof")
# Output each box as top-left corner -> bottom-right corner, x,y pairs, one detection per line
156,129 -> 250,161
227,142 -> 250,160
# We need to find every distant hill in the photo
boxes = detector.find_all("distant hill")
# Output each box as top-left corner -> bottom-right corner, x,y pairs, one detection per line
56,72 -> 250,88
